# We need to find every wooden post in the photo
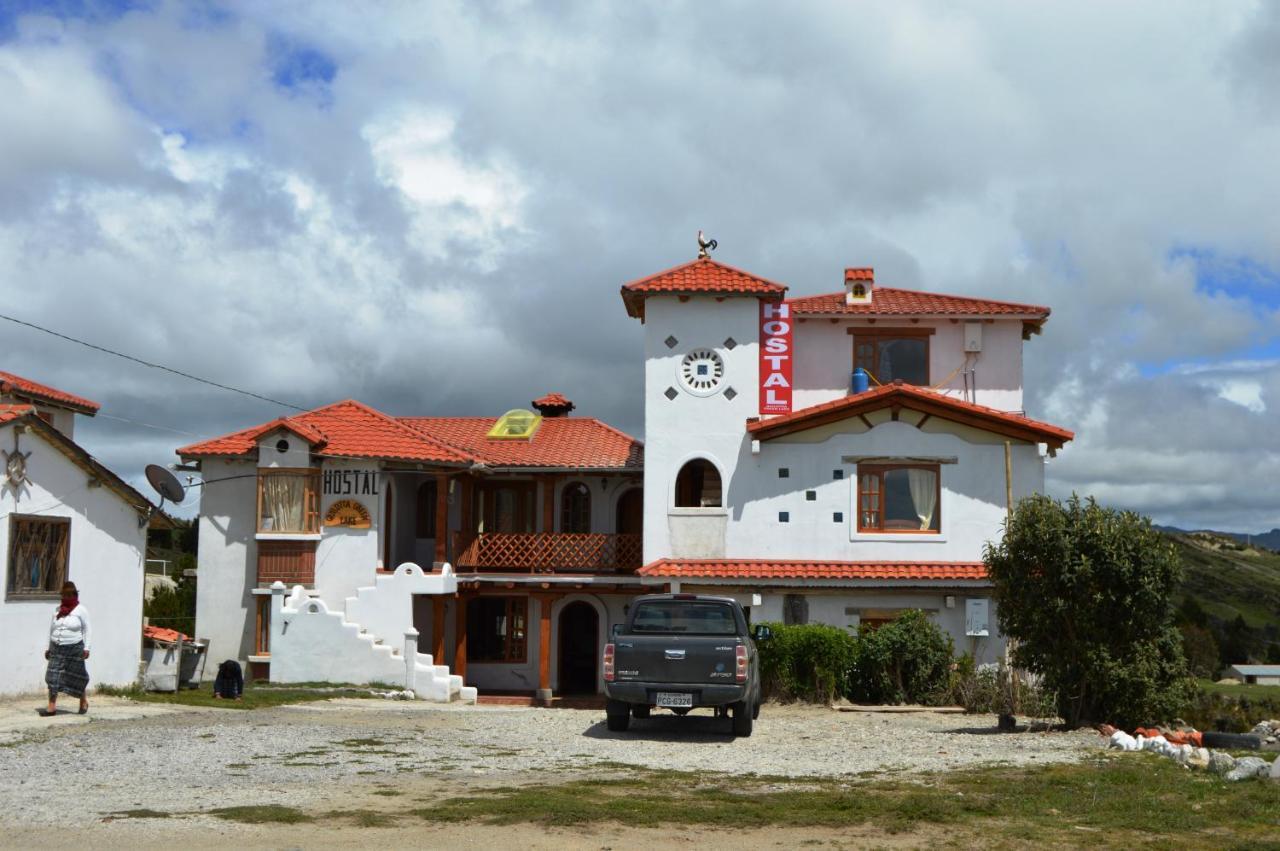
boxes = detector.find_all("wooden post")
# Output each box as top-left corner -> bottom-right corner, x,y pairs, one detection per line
432,597 -> 446,663
459,475 -> 474,537
536,594 -> 553,706
542,475 -> 558,533
434,473 -> 450,564
453,593 -> 468,680
1004,441 -> 1013,519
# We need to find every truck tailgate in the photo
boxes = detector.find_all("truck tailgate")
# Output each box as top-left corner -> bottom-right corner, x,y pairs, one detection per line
613,636 -> 742,686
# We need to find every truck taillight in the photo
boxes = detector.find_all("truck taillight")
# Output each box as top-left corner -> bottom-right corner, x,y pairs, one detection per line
735,645 -> 748,682
603,643 -> 615,682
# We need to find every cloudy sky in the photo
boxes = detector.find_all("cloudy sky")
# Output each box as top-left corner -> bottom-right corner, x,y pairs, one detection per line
1,1 -> 1278,532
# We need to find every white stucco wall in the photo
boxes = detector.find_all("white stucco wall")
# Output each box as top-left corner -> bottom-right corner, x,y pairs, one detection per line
314,460 -> 381,607
193,457 -> 258,667
791,318 -> 1026,412
0,424 -> 146,695
640,296 -> 1045,565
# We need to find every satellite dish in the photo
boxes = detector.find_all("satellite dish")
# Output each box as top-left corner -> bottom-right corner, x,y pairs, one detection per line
145,464 -> 186,506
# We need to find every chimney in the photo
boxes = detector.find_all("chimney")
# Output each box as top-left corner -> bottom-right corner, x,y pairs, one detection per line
531,392 -> 575,418
845,267 -> 874,306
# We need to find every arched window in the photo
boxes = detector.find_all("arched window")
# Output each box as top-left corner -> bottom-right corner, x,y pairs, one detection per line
561,482 -> 591,533
674,459 -> 722,508
415,480 -> 437,538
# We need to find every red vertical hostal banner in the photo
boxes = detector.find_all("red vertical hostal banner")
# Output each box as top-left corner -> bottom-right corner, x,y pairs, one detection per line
759,299 -> 793,414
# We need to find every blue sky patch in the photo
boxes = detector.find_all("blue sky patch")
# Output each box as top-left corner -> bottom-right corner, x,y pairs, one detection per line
1169,245 -> 1280,308
268,33 -> 337,93
0,0 -> 152,41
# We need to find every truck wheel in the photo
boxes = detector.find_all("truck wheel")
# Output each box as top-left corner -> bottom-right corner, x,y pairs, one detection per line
752,698 -> 761,720
731,700 -> 754,737
632,705 -> 651,719
606,699 -> 631,732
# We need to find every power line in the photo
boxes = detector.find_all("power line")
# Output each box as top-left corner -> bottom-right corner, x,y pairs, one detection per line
0,312 -> 308,412
96,412 -> 198,437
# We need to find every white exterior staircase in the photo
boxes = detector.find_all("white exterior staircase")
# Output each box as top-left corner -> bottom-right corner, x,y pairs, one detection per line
268,562 -> 477,703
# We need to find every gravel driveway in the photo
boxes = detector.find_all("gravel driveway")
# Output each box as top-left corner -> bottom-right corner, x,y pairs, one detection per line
0,695 -> 1098,831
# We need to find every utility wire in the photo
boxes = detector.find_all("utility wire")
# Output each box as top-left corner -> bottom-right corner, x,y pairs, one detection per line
96,411 -> 198,437
0,312 -> 308,412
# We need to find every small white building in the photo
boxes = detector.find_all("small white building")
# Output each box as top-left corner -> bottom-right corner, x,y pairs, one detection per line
0,371 -> 161,696
621,256 -> 1074,663
1226,665 -> 1280,686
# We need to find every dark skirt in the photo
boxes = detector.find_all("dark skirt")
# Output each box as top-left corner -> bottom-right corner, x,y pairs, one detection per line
45,642 -> 89,699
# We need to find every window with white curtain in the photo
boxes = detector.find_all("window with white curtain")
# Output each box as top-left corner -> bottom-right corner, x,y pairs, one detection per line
258,470 -> 321,533
856,464 -> 940,533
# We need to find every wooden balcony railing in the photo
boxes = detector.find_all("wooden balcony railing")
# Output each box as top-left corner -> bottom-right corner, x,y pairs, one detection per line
454,533 -> 643,574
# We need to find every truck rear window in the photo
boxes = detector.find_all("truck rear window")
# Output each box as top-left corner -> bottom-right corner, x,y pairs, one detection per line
630,601 -> 738,635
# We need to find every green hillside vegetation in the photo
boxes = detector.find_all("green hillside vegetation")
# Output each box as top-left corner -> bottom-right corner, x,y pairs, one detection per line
1168,531 -> 1280,672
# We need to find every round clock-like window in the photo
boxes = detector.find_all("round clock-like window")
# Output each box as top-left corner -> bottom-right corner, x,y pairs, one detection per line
679,348 -> 725,397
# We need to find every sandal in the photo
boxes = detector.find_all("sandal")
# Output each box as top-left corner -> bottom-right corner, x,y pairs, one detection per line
78,701 -> 88,715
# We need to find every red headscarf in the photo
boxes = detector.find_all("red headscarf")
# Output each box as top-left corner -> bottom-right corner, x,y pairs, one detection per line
56,591 -> 79,620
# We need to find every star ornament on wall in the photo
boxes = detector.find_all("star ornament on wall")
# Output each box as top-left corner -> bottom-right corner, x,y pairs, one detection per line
3,430 -> 30,489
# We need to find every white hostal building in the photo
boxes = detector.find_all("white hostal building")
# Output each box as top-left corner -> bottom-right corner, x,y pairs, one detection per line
0,371 -> 162,696
621,257 -> 1074,663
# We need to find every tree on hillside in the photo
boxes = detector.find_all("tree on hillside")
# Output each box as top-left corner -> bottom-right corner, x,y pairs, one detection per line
983,494 -> 1193,728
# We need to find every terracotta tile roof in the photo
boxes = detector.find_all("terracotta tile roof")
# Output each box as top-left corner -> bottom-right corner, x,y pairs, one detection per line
0,370 -> 100,414
789,287 -> 1050,319
638,559 -> 988,582
0,404 -> 34,425
179,401 -> 642,470
532,392 -> 572,408
747,382 -> 1074,450
143,625 -> 192,644
399,417 -> 643,470
178,400 -> 473,464
622,257 -> 788,319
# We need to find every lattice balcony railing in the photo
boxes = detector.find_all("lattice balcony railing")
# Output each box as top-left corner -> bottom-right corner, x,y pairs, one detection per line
454,533 -> 642,574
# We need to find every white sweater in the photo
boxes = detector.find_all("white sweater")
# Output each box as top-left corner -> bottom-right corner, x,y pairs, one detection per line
49,604 -> 90,651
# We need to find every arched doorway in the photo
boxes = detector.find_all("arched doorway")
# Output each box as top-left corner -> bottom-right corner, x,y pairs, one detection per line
615,487 -> 643,535
558,601 -> 599,695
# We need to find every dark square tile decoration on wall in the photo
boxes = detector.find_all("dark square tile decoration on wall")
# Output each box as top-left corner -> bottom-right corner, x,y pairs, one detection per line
723,337 -> 738,350
833,469 -> 844,480
778,467 -> 789,478
833,512 -> 843,522
779,511 -> 789,522
806,490 -> 816,501
724,386 -> 737,400
665,335 -> 679,349
664,387 -> 678,400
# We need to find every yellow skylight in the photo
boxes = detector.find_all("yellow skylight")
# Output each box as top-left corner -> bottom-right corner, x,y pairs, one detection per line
487,409 -> 542,440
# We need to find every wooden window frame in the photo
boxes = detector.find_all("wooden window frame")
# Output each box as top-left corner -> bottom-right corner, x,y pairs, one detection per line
255,596 -> 271,655
478,482 -> 537,533
6,514 -> 71,599
466,595 -> 529,663
856,463 -> 941,534
848,327 -> 933,386
256,468 -> 321,534
415,480 -> 438,539
560,481 -> 592,533
674,459 -> 723,508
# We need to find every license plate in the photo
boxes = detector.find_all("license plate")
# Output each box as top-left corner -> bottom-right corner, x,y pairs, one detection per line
656,692 -> 693,708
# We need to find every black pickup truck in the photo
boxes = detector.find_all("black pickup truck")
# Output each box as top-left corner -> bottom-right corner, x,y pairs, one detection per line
603,594 -> 770,737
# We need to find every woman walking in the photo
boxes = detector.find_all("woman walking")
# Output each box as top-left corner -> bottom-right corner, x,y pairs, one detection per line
44,581 -> 90,716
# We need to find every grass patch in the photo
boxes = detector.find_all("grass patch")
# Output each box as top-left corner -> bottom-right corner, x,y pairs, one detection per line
207,805 -> 312,824
225,762 -> 250,769
1195,679 -> 1280,700
324,809 -> 397,827
370,789 -> 404,797
408,757 -> 1280,844
95,681 -> 387,711
105,808 -> 171,820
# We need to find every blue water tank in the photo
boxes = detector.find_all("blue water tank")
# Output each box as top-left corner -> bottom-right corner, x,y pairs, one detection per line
850,368 -> 869,395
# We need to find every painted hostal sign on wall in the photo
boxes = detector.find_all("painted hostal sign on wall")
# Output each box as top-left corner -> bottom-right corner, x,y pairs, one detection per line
323,469 -> 380,496
759,300 -> 793,415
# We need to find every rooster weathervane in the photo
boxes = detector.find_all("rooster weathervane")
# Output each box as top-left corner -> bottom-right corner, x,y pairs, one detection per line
697,230 -> 718,259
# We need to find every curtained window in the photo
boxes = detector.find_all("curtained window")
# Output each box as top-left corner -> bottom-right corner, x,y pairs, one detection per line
857,464 -> 940,533
415,481 -> 438,538
466,596 -> 528,662
257,470 -> 321,533
852,332 -> 930,385
7,515 -> 70,597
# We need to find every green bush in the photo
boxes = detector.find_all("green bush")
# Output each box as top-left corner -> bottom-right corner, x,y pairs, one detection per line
847,609 -> 954,705
983,494 -> 1195,728
756,622 -> 857,703
948,658 -> 1058,718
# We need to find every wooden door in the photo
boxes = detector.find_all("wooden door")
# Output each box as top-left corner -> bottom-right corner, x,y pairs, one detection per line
615,487 -> 643,535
